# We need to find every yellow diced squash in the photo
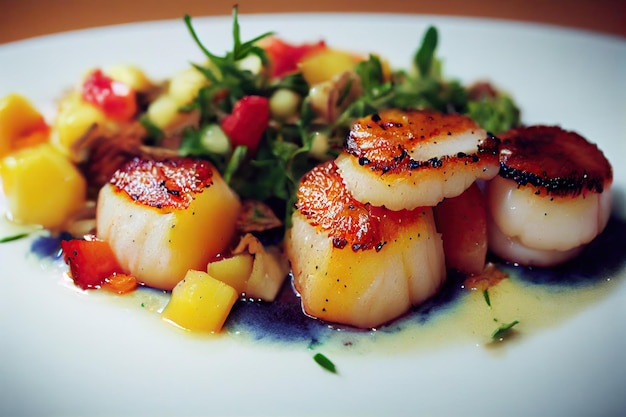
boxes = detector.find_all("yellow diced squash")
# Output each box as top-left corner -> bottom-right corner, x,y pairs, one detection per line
299,49 -> 359,85
207,254 -> 254,295
161,270 -> 238,333
0,93 -> 48,158
0,143 -> 86,229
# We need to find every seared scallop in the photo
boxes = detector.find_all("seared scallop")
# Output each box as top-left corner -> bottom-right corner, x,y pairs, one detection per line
285,161 -> 446,329
485,125 -> 613,267
96,157 -> 241,290
334,109 -> 500,210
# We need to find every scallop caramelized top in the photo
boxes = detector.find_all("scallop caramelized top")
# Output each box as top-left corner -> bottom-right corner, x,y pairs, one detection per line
295,160 -> 385,252
335,108 -> 500,210
110,158 -> 214,209
97,157 -> 241,290
486,125 -> 613,266
286,161 -> 446,329
497,125 -> 612,196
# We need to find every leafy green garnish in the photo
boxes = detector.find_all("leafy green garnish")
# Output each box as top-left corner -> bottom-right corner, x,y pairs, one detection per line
139,114 -> 164,145
414,26 -> 438,77
0,233 -> 29,243
313,352 -> 337,374
467,94 -> 521,134
491,320 -> 520,340
223,145 -> 248,183
483,289 -> 491,308
183,6 -> 274,107
174,8 -> 521,227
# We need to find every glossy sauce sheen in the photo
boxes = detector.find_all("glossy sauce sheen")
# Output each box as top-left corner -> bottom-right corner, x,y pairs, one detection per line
345,109 -> 498,174
498,126 -> 612,196
226,215 -> 626,351
110,158 -> 214,210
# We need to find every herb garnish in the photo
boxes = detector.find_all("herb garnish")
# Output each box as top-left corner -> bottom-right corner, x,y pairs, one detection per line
491,320 -> 520,340
0,233 -> 29,243
170,7 -> 521,226
313,352 -> 337,374
483,288 -> 491,308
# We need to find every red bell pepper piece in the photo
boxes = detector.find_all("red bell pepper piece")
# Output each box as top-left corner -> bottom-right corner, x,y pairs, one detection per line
61,239 -> 125,290
220,95 -> 270,156
261,37 -> 326,78
81,69 -> 137,121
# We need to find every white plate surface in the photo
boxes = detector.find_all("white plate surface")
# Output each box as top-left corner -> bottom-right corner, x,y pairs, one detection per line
1,13 -> 625,417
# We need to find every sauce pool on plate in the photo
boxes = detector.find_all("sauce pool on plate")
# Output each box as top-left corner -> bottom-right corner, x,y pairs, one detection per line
28,214 -> 626,354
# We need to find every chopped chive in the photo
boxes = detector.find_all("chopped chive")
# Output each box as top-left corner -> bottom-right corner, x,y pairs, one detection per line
0,233 -> 29,243
313,353 -> 337,374
483,288 -> 491,307
491,320 -> 519,340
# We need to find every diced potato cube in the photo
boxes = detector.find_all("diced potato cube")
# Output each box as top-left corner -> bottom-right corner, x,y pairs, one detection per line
0,143 -> 86,229
299,49 -> 358,85
104,64 -> 153,92
52,92 -> 106,156
0,93 -> 48,158
161,270 -> 238,333
207,254 -> 254,295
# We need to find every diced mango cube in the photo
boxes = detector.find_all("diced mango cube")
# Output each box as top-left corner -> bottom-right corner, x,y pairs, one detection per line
146,94 -> 183,129
207,254 -> 254,295
0,93 -> 48,158
104,64 -> 153,92
299,49 -> 359,85
161,270 -> 238,333
168,67 -> 209,106
0,143 -> 87,229
52,92 -> 106,156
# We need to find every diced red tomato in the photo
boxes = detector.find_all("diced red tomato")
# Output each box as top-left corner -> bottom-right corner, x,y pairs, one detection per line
81,69 -> 137,121
61,239 -> 125,290
220,95 -> 270,156
261,37 -> 326,78
433,183 -> 488,276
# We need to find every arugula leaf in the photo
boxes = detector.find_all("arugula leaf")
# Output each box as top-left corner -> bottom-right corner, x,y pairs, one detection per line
184,6 -> 273,102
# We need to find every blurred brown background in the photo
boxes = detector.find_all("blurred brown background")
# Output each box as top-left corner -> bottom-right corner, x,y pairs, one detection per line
1,0 -> 624,44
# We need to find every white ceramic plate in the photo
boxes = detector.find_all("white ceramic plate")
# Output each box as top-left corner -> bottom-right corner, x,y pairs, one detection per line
1,13 -> 625,417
